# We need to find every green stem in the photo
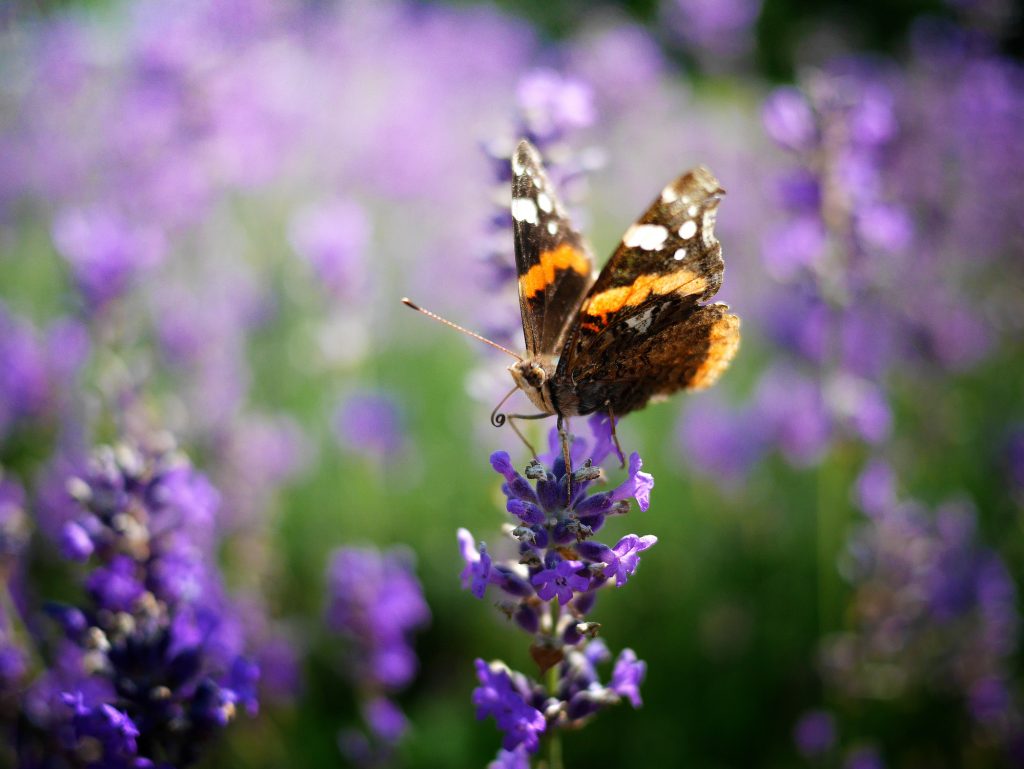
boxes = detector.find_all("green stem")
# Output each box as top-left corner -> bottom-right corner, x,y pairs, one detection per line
545,663 -> 563,769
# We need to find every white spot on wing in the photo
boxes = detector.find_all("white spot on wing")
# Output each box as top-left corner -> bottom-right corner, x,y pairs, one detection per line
660,185 -> 679,203
625,306 -> 657,333
687,204 -> 699,217
678,220 -> 697,240
623,223 -> 669,251
547,221 -> 558,235
511,153 -> 525,176
673,248 -> 687,261
511,197 -> 539,225
537,192 -> 553,213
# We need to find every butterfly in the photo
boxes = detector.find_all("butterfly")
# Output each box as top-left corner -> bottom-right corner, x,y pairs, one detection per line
502,139 -> 740,465
404,139 -> 739,474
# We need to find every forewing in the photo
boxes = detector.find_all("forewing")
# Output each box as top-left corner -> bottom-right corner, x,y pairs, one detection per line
561,166 -> 726,368
512,139 -> 594,356
568,300 -> 741,416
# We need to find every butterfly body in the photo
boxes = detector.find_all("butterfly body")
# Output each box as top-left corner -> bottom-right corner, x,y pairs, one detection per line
508,139 -> 741,429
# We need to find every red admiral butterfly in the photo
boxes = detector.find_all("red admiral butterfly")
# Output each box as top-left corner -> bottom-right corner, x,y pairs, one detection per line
405,139 -> 740,474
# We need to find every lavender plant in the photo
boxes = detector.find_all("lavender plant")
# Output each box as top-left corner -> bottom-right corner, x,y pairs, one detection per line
5,437 -> 257,768
326,546 -> 430,767
819,462 -> 1023,756
459,416 -> 654,767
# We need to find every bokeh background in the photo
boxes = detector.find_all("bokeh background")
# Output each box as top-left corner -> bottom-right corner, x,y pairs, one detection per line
1,0 -> 1023,767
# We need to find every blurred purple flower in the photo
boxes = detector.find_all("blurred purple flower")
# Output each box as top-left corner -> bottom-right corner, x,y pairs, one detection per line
288,199 -> 371,300
826,481 -> 1021,748
333,392 -> 405,463
609,648 -> 646,707
516,69 -> 596,145
326,546 -> 429,762
677,394 -> 769,484
794,709 -> 837,758
12,438 -> 258,765
567,24 -> 664,110
0,306 -> 52,439
51,207 -> 166,310
665,0 -> 763,63
763,88 -> 818,151
844,746 -> 885,769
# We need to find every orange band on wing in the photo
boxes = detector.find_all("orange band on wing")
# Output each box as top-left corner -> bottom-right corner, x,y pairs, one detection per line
584,270 -> 708,319
521,244 -> 590,299
688,313 -> 741,390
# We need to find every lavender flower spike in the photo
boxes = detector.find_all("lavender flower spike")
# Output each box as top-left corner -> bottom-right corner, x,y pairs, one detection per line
460,416 -> 656,764
326,545 -> 430,765
14,438 -> 257,767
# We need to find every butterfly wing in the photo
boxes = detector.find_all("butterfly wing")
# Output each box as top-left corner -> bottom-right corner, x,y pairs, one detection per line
557,166 -> 740,415
511,140 -> 594,356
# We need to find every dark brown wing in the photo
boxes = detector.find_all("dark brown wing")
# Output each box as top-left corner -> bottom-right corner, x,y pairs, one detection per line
555,166 -> 739,415
512,139 -> 594,356
562,300 -> 740,416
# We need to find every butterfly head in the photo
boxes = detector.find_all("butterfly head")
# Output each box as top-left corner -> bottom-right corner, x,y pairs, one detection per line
509,356 -> 557,414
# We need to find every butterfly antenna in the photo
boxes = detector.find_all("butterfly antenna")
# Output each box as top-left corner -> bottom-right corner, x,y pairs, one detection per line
401,298 -> 523,361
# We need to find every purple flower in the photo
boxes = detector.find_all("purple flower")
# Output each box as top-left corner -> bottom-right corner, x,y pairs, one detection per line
488,746 -> 531,769
62,693 -> 142,766
0,305 -> 54,439
51,206 -> 166,310
14,439 -> 260,765
666,0 -> 763,62
333,391 -> 405,462
463,419 -> 656,758
363,696 -> 407,743
457,528 -> 493,599
59,520 -> 94,562
532,558 -> 590,605
794,709 -> 838,757
85,555 -> 145,612
606,535 -> 658,587
844,746 -> 885,769
515,69 -> 596,144
610,648 -> 646,708
288,199 -> 370,299
763,87 -> 818,151
325,546 -> 430,691
608,453 -> 654,512
823,478 -> 1021,747
473,659 -> 546,753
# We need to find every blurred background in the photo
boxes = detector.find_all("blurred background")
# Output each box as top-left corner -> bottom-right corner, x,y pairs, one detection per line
1,0 -> 1022,767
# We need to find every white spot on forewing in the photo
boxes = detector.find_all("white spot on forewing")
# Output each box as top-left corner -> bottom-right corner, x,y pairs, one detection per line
623,223 -> 669,251
511,197 -> 539,225
702,208 -> 718,246
625,306 -> 657,333
537,192 -> 553,213
687,204 -> 699,217
678,220 -> 698,240
547,221 -> 558,235
673,248 -> 687,261
660,185 -> 679,203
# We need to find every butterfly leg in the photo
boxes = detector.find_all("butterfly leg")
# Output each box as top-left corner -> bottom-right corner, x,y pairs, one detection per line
499,413 -> 549,459
605,403 -> 626,468
557,415 -> 573,504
